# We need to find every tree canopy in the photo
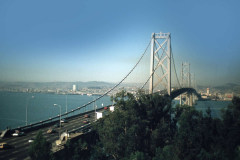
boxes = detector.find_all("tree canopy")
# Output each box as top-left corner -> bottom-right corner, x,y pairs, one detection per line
56,91 -> 240,160
29,131 -> 53,160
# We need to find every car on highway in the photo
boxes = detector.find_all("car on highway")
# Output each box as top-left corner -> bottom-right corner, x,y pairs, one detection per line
84,114 -> 90,118
12,131 -> 25,137
60,119 -> 68,123
83,120 -> 89,124
47,128 -> 55,134
0,142 -> 10,149
28,138 -> 34,143
104,106 -> 108,110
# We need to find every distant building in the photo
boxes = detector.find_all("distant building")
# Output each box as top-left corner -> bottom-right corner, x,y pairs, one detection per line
224,93 -> 234,101
207,88 -> 210,96
73,85 -> 77,92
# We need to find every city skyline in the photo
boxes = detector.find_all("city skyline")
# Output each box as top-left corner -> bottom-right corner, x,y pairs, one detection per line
0,0 -> 240,86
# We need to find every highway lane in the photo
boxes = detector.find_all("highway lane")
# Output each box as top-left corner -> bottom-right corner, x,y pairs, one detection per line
0,110 -> 98,160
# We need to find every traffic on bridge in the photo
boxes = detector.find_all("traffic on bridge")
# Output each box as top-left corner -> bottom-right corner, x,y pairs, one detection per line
0,107 -> 109,160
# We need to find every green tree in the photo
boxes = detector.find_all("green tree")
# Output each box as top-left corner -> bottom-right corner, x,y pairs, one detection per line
95,91 -> 174,159
174,106 -> 204,160
172,98 -> 240,160
64,131 -> 100,160
128,151 -> 150,160
29,131 -> 53,160
152,146 -> 179,160
63,92 -> 240,160
220,96 -> 240,159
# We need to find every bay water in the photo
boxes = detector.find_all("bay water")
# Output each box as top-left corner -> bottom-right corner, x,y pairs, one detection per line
0,92 -> 231,131
0,92 -> 112,131
173,100 -> 231,118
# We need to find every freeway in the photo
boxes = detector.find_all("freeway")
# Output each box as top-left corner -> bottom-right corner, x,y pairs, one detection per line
0,110 -> 98,160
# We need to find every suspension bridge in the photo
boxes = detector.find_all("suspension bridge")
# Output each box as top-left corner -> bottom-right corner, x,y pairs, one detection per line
18,32 -> 199,131
0,32 -> 200,159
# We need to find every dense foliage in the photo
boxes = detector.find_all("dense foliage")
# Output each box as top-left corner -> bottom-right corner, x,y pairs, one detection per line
47,91 -> 240,160
29,131 -> 53,160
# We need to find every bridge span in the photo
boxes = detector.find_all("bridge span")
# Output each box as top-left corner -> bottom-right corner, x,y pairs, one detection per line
169,88 -> 202,101
0,107 -> 106,160
0,32 -> 201,159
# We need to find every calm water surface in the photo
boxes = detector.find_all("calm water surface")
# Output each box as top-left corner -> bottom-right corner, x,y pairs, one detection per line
173,100 -> 231,118
0,92 -> 232,131
0,92 -> 112,130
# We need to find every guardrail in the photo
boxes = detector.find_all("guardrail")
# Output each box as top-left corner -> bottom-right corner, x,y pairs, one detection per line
68,123 -> 92,134
13,105 -> 111,133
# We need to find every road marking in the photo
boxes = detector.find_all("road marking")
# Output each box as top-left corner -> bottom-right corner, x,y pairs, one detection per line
24,156 -> 31,160
0,109 -> 103,159
12,150 -> 19,154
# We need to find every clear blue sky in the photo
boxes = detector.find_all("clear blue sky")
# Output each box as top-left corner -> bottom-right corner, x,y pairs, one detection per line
0,0 -> 240,86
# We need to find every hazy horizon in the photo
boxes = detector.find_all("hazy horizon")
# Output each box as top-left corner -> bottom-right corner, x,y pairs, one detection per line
0,80 -> 238,88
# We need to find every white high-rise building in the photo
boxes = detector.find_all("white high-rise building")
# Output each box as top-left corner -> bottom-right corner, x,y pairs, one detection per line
73,85 -> 77,92
207,88 -> 210,96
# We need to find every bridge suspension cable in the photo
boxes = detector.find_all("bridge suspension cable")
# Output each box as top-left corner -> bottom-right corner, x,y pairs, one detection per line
171,45 -> 181,88
140,37 -> 182,92
18,39 -> 152,130
63,40 -> 151,115
140,56 -> 163,91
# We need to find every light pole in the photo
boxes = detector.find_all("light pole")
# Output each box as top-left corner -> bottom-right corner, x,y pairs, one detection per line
26,96 -> 34,126
65,95 -> 68,113
65,95 -> 68,118
54,104 -> 61,139
94,101 -> 96,120
92,96 -> 96,120
26,99 -> 28,126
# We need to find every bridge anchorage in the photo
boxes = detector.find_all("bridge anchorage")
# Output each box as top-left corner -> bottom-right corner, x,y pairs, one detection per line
148,32 -> 199,106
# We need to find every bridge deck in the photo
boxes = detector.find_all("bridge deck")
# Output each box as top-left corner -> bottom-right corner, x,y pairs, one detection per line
0,108 -> 102,159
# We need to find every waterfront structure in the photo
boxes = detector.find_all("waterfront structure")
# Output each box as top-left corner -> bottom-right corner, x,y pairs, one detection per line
207,88 -> 210,96
73,85 -> 77,92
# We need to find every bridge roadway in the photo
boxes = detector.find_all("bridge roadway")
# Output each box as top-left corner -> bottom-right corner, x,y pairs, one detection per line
0,109 -> 100,160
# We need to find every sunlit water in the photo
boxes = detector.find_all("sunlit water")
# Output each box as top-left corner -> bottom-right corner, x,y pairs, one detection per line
0,92 -> 231,131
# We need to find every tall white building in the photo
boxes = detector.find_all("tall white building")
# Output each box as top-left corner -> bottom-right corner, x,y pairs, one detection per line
207,88 -> 210,96
73,84 -> 77,92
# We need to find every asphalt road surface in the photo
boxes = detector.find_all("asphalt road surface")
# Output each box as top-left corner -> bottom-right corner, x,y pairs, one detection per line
0,111 -> 97,160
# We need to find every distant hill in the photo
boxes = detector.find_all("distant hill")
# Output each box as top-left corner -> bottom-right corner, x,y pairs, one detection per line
0,81 -> 117,90
214,83 -> 240,94
75,81 -> 116,88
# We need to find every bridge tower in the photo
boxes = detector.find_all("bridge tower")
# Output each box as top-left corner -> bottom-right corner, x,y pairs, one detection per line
180,62 -> 193,106
180,62 -> 191,88
149,32 -> 171,95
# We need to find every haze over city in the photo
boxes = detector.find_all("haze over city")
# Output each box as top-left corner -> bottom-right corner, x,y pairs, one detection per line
0,0 -> 240,86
